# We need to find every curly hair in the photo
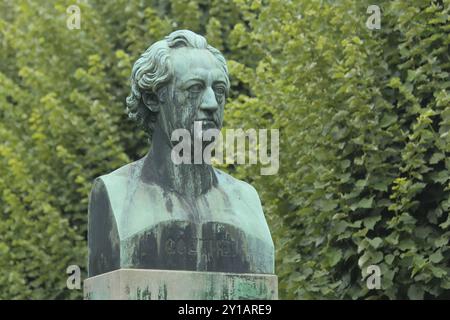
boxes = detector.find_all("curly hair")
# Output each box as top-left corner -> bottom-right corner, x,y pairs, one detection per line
125,30 -> 230,138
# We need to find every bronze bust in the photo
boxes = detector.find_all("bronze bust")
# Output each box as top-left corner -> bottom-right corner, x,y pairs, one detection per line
88,30 -> 274,277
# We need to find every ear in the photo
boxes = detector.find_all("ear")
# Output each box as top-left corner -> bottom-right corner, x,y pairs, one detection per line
142,91 -> 160,113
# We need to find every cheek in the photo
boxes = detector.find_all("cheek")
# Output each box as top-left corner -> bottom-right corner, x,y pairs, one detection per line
173,90 -> 200,111
188,92 -> 202,109
218,107 -> 224,124
217,97 -> 225,113
168,91 -> 196,126
172,89 -> 186,107
215,93 -> 225,106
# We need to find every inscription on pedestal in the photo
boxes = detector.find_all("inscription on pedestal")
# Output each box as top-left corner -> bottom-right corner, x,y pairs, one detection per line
123,221 -> 256,273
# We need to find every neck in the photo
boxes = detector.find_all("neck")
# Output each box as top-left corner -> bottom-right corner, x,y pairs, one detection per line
141,126 -> 217,198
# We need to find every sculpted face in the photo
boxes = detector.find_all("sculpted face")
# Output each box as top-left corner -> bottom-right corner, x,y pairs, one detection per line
158,47 -> 228,144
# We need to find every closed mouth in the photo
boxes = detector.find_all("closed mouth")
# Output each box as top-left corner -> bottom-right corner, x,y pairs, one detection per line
197,119 -> 217,126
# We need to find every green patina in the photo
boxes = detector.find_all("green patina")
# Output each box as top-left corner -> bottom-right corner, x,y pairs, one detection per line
85,31 -> 276,301
204,274 -> 221,300
85,270 -> 277,300
184,273 -> 272,299
232,277 -> 270,299
158,283 -> 167,300
135,286 -> 152,300
88,30 -> 275,279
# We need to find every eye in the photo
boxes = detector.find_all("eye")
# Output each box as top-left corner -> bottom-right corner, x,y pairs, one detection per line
188,84 -> 203,93
214,86 -> 226,95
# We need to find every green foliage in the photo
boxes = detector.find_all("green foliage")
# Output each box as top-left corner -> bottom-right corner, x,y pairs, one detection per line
1,0 -> 449,299
226,0 -> 450,299
0,0 -> 246,299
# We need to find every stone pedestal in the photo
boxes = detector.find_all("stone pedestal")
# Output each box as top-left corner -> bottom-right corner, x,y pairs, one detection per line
84,269 -> 278,300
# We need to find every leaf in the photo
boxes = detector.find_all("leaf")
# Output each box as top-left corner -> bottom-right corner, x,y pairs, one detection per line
434,237 -> 448,247
350,197 -> 375,211
363,215 -> 381,230
380,113 -> 398,128
439,215 -> 450,229
429,251 -> 444,263
385,254 -> 395,265
429,153 -> 445,164
358,197 -> 375,209
358,251 -> 383,268
407,285 -> 424,300
368,237 -> 383,249
317,199 -> 338,211
325,249 -> 342,267
430,266 -> 446,279
398,239 -> 416,251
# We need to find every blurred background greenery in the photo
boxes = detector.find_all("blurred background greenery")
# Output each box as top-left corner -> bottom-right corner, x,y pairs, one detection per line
0,0 -> 449,299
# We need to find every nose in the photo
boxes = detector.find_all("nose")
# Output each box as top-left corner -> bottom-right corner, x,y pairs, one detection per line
200,87 -> 218,111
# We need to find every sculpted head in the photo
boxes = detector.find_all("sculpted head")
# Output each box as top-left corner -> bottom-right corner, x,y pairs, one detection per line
126,30 -> 230,143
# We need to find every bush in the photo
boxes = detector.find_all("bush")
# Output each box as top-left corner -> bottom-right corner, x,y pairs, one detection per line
0,0 -> 246,299
226,0 -> 450,299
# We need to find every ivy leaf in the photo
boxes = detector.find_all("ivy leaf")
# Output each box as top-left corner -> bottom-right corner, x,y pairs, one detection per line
325,249 -> 343,267
350,197 -> 374,211
363,215 -> 382,230
429,251 -> 444,263
385,254 -> 395,265
429,153 -> 445,164
368,237 -> 383,249
407,285 -> 424,300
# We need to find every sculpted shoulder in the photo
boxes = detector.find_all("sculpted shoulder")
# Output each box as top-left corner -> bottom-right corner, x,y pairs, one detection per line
94,163 -> 262,207
95,158 -> 145,188
91,158 -> 146,216
101,158 -> 144,180
213,168 -> 263,209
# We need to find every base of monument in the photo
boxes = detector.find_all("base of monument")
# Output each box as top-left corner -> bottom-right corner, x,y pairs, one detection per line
84,268 -> 278,300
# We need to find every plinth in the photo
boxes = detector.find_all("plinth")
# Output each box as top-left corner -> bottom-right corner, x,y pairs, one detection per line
84,268 -> 278,300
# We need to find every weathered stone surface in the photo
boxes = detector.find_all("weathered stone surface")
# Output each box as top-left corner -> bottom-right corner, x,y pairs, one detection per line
84,269 -> 278,300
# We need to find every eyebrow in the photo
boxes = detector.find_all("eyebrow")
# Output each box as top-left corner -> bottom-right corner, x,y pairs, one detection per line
183,77 -> 204,84
212,80 -> 227,86
180,68 -> 227,83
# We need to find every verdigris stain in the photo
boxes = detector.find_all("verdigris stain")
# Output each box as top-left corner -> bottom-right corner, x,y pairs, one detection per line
86,30 -> 277,300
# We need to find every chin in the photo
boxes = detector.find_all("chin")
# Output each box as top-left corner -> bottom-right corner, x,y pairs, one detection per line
191,120 -> 218,132
202,122 -> 218,131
